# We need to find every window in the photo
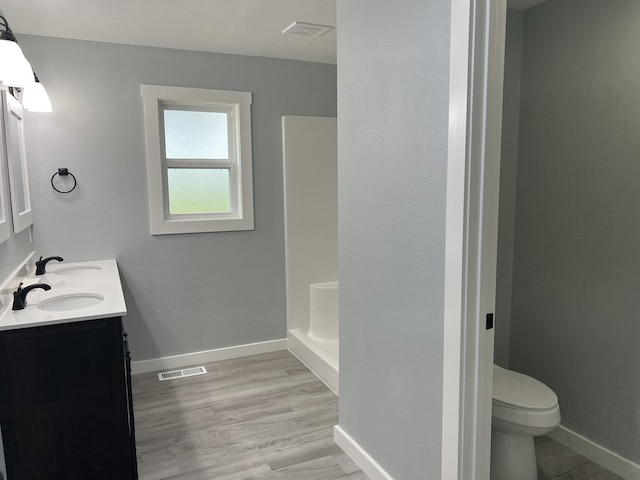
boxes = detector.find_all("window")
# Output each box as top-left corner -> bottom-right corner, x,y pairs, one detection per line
141,85 -> 254,234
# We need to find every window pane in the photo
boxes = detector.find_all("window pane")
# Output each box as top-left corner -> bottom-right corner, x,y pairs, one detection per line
164,110 -> 229,159
167,168 -> 231,214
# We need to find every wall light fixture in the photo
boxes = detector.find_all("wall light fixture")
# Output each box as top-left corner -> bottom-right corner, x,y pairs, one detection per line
0,15 -> 34,87
22,74 -> 52,113
1,14 -> 52,112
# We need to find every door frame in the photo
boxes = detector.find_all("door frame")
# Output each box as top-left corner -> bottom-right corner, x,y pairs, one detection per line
442,0 -> 507,479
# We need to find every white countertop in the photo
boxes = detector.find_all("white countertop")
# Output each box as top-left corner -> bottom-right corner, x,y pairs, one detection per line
0,259 -> 127,331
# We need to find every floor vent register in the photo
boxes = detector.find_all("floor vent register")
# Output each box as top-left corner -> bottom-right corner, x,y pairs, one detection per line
157,366 -> 207,381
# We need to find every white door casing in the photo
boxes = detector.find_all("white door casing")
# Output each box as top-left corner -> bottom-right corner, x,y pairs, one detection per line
442,0 -> 507,479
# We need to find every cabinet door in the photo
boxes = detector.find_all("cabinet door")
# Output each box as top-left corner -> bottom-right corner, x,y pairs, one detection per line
0,319 -> 135,480
2,91 -> 33,233
0,91 -> 10,244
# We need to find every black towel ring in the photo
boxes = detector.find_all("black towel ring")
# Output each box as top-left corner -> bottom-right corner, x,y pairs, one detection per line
51,168 -> 77,194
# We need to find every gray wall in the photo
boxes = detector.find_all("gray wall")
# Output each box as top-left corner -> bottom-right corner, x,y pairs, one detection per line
495,9 -> 524,368
337,1 -> 450,478
0,229 -> 31,289
16,35 -> 337,361
508,0 -> 640,462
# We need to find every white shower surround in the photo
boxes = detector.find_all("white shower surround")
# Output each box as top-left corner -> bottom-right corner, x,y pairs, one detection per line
289,281 -> 339,393
282,115 -> 338,394
309,281 -> 339,341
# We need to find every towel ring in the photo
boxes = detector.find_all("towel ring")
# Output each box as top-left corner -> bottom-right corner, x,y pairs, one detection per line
51,168 -> 77,194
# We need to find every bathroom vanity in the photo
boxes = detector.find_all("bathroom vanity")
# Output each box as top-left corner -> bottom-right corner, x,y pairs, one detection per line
0,258 -> 137,479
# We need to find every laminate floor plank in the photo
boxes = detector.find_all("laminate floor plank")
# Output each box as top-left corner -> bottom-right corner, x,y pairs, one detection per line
133,351 -> 369,480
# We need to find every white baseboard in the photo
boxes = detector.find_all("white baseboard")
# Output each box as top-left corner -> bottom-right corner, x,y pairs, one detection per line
549,425 -> 640,480
334,425 -> 394,480
131,339 -> 287,375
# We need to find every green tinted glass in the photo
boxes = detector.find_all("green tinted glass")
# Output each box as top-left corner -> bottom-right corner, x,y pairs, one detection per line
167,168 -> 231,214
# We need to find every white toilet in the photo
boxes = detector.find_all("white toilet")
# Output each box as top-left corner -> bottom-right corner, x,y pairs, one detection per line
491,365 -> 561,480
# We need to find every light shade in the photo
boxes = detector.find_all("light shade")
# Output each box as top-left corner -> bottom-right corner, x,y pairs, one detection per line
0,35 -> 34,87
22,80 -> 52,113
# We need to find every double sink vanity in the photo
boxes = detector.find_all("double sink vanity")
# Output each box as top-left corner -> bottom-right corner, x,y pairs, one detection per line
0,253 -> 137,479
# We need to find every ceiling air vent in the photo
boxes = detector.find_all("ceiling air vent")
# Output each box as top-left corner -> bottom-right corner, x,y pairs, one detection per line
157,366 -> 207,381
282,22 -> 334,37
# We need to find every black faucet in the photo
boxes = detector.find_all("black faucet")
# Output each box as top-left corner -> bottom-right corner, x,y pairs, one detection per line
35,256 -> 64,275
12,282 -> 52,310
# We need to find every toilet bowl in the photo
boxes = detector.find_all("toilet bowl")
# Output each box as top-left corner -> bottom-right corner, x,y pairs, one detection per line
491,365 -> 560,480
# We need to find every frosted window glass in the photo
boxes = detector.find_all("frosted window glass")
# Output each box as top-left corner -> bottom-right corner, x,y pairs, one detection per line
164,110 -> 228,159
167,168 -> 231,214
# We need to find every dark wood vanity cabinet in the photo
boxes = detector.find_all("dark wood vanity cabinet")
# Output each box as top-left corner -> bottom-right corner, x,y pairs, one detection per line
0,317 -> 138,480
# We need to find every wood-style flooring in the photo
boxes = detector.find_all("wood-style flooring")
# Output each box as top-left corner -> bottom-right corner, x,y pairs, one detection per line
132,351 -> 368,480
536,436 -> 623,480
133,350 -> 624,480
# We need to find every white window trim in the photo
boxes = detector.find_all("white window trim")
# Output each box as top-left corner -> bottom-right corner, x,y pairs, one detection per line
141,85 -> 254,235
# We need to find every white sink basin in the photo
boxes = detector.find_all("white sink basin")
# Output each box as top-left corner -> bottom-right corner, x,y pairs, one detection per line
38,293 -> 105,312
1,259 -> 127,331
52,265 -> 104,276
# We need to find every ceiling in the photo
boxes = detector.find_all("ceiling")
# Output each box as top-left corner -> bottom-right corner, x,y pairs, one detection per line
1,0 -> 550,66
0,0 -> 337,64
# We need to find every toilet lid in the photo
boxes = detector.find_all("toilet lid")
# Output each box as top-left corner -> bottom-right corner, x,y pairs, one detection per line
493,365 -> 558,410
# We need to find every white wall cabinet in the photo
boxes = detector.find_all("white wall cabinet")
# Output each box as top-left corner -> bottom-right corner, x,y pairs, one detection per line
1,90 -> 33,233
0,91 -> 12,244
